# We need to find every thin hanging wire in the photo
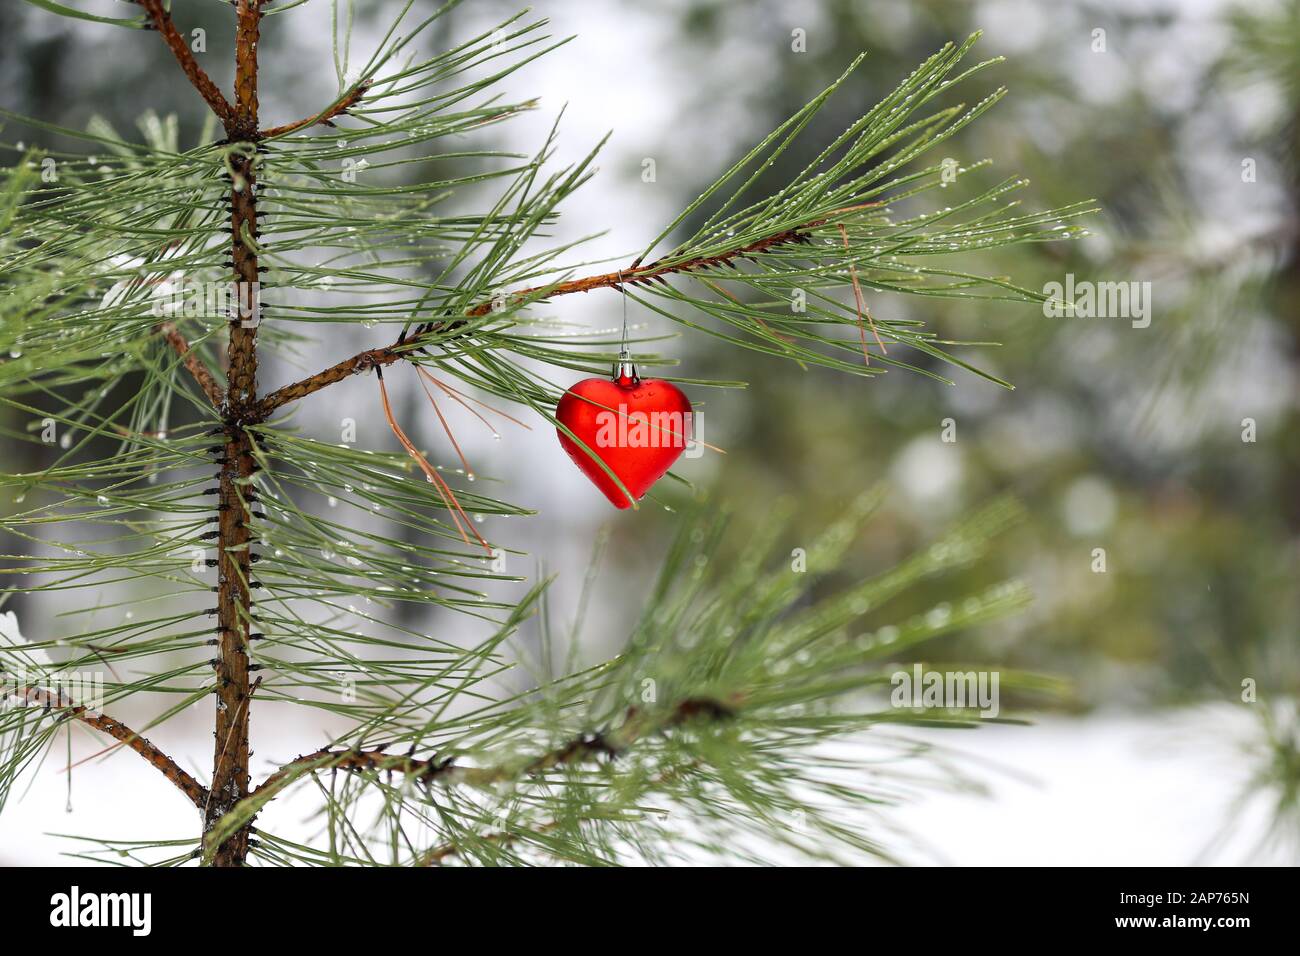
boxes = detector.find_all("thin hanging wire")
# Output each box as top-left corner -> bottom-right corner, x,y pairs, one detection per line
619,271 -> 629,352
616,270 -> 635,381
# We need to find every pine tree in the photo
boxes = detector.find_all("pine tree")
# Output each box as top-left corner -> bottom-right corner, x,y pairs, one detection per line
1,1 -> 1087,866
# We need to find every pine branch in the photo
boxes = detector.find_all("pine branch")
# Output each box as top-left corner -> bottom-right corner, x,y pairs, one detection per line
203,696 -> 738,859
12,686 -> 206,808
252,212 -> 846,419
138,0 -> 235,128
254,697 -> 735,794
155,322 -> 223,407
232,0 -> 262,137
258,82 -> 372,139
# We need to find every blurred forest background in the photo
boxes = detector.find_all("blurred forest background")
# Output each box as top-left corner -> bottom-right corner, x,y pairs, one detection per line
1,0 -> 1297,864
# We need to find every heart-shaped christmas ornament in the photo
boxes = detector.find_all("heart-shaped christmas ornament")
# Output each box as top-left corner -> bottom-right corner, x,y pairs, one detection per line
555,362 -> 693,508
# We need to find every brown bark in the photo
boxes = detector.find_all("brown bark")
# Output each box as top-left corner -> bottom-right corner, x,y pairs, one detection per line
155,322 -> 223,407
139,0 -> 235,126
15,686 -> 206,808
204,425 -> 256,866
259,82 -> 371,139
204,0 -> 265,868
254,697 -> 737,797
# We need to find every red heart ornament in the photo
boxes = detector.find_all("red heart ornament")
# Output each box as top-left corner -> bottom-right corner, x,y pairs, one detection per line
555,372 -> 693,508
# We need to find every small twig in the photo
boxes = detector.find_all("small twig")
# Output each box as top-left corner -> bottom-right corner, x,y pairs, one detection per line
14,686 -> 207,809
259,81 -> 372,139
155,322 -> 224,407
252,695 -> 740,800
139,0 -> 235,128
